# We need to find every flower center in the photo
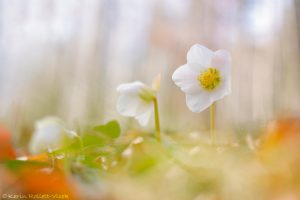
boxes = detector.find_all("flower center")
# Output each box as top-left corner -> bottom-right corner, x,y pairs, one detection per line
139,87 -> 156,103
197,68 -> 221,91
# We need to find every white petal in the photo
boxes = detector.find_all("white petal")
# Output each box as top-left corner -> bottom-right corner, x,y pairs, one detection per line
117,81 -> 145,94
135,106 -> 153,126
186,93 -> 212,113
29,119 -> 64,154
172,64 -> 202,94
117,94 -> 149,117
64,129 -> 78,138
211,50 -> 231,78
29,135 -> 42,154
187,44 -> 214,71
210,79 -> 231,102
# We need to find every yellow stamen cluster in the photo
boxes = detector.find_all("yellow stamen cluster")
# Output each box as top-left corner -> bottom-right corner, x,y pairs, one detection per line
198,68 -> 221,91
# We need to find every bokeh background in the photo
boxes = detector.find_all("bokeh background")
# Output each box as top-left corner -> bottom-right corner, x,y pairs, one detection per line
0,0 -> 299,144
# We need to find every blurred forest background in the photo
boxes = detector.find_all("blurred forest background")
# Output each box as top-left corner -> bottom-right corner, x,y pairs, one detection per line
0,0 -> 299,144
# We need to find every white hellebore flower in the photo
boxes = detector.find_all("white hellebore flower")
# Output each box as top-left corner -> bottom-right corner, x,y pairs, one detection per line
29,116 -> 78,155
172,44 -> 231,112
117,76 -> 160,126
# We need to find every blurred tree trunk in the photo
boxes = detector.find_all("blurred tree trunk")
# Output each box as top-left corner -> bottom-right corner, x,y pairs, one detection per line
294,0 -> 300,44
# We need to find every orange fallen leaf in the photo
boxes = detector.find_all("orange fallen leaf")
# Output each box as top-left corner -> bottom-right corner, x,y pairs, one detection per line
0,126 -> 16,160
20,167 -> 77,199
260,117 -> 300,154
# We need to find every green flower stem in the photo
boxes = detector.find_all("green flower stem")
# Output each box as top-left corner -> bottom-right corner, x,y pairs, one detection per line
75,135 -> 84,161
153,97 -> 161,143
47,151 -> 56,168
77,135 -> 84,151
210,102 -> 216,144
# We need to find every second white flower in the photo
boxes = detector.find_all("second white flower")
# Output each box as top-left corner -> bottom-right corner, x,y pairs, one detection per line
116,81 -> 157,126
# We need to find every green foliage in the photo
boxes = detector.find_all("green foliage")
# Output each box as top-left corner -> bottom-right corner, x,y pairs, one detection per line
82,134 -> 106,148
6,118 -> 260,200
5,160 -> 49,172
93,120 -> 121,139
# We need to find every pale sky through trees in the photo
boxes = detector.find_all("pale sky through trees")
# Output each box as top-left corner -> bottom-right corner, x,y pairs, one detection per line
0,0 -> 298,133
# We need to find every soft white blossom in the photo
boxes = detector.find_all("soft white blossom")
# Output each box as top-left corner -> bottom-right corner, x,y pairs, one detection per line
116,81 -> 158,126
29,116 -> 78,154
172,44 -> 231,112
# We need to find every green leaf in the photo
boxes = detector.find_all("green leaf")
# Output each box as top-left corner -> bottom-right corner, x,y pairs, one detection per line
82,134 -> 106,147
5,160 -> 49,172
93,120 -> 121,139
